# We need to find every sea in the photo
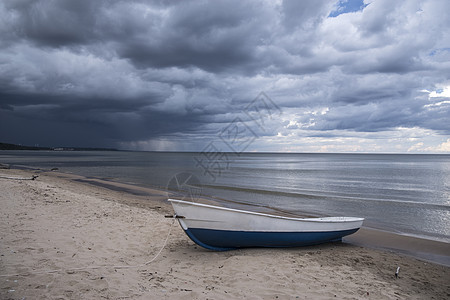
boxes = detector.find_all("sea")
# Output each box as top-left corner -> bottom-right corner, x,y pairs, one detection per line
1,151 -> 449,244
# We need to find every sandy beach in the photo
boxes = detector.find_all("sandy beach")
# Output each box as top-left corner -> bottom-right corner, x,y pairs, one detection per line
1,169 -> 449,299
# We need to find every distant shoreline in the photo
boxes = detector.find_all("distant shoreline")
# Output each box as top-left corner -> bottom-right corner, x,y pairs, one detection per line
2,143 -> 450,155
0,142 -> 118,151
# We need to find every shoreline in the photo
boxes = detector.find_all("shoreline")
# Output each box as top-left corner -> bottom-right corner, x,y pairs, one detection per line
1,168 -> 449,299
3,158 -> 449,243
3,166 -> 450,267
345,228 -> 450,267
37,167 -> 450,267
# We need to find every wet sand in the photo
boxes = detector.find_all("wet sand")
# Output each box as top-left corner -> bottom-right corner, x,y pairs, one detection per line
346,227 -> 450,267
1,168 -> 449,299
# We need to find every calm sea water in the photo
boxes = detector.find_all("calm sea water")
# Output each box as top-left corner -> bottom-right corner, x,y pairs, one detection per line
1,151 -> 449,243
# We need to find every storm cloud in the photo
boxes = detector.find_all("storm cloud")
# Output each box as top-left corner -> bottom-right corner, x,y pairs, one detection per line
0,0 -> 449,152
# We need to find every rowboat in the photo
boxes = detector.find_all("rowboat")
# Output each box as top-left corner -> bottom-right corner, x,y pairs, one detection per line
168,199 -> 364,251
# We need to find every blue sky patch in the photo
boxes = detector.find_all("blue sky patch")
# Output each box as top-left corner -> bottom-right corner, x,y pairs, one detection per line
329,0 -> 368,17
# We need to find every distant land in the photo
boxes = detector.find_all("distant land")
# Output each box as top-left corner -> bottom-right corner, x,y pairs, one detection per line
0,142 -> 118,151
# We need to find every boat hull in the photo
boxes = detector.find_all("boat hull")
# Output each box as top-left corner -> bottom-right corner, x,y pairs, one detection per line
169,199 -> 364,251
184,228 -> 360,251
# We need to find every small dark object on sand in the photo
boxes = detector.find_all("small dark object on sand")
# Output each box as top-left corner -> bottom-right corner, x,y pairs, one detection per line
0,163 -> 10,169
51,167 -> 59,171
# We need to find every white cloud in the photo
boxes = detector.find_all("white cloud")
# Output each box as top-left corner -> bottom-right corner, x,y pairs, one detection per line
430,139 -> 450,153
436,139 -> 450,152
408,138 -> 450,153
428,86 -> 450,98
408,142 -> 424,152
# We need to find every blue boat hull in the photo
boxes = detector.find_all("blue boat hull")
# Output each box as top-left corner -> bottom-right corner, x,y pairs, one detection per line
184,227 -> 360,251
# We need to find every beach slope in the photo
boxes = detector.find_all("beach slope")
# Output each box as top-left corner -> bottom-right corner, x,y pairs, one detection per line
1,169 -> 449,299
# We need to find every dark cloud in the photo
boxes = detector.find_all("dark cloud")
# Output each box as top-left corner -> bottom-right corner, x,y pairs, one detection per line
4,0 -> 100,47
282,0 -> 333,30
114,1 -> 274,73
0,0 -> 449,152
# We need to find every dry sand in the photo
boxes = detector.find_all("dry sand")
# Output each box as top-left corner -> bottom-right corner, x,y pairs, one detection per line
1,169 -> 449,299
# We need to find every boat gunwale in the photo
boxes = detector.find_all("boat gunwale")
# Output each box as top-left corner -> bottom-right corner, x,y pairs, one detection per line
168,199 -> 364,223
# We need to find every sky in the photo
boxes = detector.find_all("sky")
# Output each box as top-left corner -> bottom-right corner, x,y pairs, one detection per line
0,0 -> 449,153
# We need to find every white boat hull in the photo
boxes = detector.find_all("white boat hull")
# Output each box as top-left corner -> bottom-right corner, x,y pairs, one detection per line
169,199 -> 364,251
